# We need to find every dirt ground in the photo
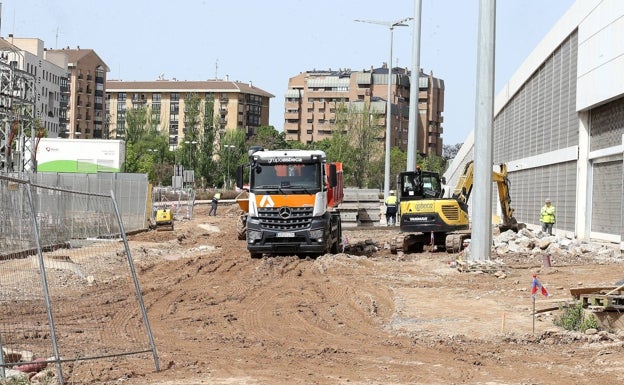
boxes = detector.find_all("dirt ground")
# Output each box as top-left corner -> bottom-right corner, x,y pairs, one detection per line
69,203 -> 624,384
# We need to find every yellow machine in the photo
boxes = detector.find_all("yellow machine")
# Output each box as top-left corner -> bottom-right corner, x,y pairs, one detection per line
391,161 -> 521,254
154,208 -> 174,231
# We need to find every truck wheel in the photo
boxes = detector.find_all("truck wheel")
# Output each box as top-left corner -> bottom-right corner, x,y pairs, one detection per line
250,252 -> 262,259
236,212 -> 247,240
329,215 -> 342,254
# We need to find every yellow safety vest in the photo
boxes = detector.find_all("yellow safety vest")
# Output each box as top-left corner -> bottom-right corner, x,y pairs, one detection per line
540,204 -> 555,224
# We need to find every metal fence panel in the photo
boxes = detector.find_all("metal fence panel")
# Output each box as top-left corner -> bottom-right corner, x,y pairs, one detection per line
0,175 -> 158,384
32,172 -> 149,233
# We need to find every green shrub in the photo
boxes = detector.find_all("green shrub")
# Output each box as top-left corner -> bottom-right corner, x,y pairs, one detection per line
554,301 -> 598,331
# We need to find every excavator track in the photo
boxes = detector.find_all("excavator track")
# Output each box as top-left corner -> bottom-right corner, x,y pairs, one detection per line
444,231 -> 471,253
390,233 -> 427,254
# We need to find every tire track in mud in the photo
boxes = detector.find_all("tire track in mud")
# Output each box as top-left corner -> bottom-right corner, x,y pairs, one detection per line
223,254 -> 400,358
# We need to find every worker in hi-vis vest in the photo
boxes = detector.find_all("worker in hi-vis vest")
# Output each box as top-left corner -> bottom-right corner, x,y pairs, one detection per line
385,191 -> 398,226
540,198 -> 556,235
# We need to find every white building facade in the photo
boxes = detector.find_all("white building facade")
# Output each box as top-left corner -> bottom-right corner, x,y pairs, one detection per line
445,0 -> 624,250
6,36 -> 68,138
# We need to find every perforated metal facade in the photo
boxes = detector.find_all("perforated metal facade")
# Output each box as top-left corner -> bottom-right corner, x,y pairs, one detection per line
589,99 -> 624,237
493,32 -> 579,233
494,33 -> 578,159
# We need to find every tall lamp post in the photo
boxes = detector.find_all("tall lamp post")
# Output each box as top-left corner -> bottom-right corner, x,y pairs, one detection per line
355,17 -> 412,200
223,144 -> 235,189
184,140 -> 197,169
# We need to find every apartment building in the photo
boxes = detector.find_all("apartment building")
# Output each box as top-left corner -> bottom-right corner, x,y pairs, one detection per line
105,79 -> 273,147
4,36 -> 68,138
47,48 -> 109,139
284,64 -> 444,157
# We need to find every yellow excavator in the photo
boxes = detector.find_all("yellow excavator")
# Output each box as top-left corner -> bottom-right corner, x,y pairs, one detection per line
390,161 -> 521,254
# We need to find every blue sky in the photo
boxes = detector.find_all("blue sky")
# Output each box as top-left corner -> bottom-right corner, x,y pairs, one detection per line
3,0 -> 574,146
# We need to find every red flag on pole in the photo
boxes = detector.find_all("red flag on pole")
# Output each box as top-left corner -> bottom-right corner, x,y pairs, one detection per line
531,274 -> 549,298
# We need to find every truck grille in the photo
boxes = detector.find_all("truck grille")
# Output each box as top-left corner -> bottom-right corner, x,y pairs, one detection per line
441,205 -> 459,221
257,207 -> 314,231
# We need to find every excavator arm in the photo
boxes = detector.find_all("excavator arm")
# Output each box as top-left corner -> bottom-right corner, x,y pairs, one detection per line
451,160 -> 520,231
492,163 -> 520,231
451,161 -> 474,205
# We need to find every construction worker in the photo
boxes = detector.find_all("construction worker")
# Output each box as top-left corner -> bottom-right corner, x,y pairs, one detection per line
385,190 -> 398,226
540,198 -> 556,235
209,192 -> 221,216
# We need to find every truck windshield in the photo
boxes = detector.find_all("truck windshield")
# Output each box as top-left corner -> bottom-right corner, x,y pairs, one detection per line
251,163 -> 321,192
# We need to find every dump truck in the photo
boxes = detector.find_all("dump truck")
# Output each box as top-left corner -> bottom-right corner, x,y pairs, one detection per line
236,147 -> 343,258
391,161 -> 522,254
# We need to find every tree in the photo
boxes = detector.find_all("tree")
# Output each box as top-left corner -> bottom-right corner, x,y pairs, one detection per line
181,93 -> 202,172
119,106 -> 175,184
420,154 -> 448,175
443,143 -> 463,160
196,94 -> 218,188
219,129 -> 246,189
246,125 -> 288,150
330,102 -> 383,188
125,106 -> 149,144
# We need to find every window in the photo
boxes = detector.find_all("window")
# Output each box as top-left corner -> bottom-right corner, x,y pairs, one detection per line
171,93 -> 180,102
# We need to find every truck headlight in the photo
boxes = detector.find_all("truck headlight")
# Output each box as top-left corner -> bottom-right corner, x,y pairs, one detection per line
248,230 -> 262,242
309,229 -> 324,241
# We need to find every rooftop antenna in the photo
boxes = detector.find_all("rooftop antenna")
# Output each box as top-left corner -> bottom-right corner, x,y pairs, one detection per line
215,59 -> 219,80
55,27 -> 59,49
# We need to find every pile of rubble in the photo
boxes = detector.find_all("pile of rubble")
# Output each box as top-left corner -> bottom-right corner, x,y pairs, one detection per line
492,228 -> 622,261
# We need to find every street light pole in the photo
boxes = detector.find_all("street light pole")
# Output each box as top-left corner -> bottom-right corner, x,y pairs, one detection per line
355,17 -> 412,200
184,140 -> 198,169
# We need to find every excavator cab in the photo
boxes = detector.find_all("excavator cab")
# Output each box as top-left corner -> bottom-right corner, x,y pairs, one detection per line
397,167 -> 443,201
